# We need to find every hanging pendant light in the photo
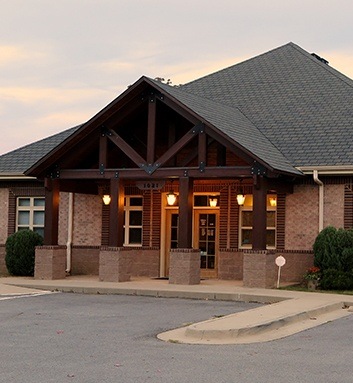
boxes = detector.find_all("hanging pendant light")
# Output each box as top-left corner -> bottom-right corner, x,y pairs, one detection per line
209,196 -> 218,207
236,193 -> 245,206
102,194 -> 111,205
166,180 -> 177,206
236,181 -> 245,206
269,197 -> 277,207
166,191 -> 177,206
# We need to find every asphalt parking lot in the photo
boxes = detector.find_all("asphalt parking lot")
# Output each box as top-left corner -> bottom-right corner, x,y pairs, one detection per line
1,292 -> 352,383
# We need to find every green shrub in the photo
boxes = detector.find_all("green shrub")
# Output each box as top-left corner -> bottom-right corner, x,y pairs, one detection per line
5,230 -> 43,276
313,226 -> 353,272
319,269 -> 353,291
313,226 -> 340,270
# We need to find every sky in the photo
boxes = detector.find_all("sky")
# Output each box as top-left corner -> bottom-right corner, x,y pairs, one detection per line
0,0 -> 353,155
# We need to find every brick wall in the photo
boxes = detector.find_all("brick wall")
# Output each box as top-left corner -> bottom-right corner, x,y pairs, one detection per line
0,244 -> 8,276
324,184 -> 344,228
243,250 -> 277,288
278,251 -> 314,282
129,248 -> 160,277
59,192 -> 102,247
218,249 -> 243,280
285,184 -> 319,250
71,246 -> 100,275
285,183 -> 345,251
0,189 -> 9,243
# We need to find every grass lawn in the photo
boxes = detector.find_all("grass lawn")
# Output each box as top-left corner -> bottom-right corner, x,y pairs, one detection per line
281,284 -> 353,295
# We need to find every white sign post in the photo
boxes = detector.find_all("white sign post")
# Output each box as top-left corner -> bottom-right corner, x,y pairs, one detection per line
275,255 -> 286,288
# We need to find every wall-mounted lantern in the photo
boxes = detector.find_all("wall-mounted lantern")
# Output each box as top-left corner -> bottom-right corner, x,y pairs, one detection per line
166,191 -> 177,206
236,193 -> 245,206
102,194 -> 111,205
269,197 -> 277,207
209,196 -> 218,207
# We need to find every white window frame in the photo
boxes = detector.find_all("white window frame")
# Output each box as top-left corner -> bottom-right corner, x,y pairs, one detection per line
239,194 -> 276,250
124,196 -> 143,247
16,197 -> 45,237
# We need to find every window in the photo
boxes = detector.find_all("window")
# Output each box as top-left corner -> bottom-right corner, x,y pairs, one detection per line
194,194 -> 220,208
16,197 -> 45,238
124,196 -> 143,246
239,194 -> 276,249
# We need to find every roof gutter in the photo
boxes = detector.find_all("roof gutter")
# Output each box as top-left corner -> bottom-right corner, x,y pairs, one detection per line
297,165 -> 353,175
66,193 -> 74,274
313,170 -> 324,232
0,173 -> 37,180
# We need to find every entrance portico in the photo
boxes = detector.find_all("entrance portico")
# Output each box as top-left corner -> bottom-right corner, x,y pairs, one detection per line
27,77 -> 302,287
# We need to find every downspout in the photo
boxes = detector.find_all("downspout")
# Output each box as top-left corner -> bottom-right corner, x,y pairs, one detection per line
313,170 -> 324,232
66,192 -> 74,274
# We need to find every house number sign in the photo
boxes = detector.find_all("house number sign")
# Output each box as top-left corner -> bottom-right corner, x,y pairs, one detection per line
136,181 -> 165,190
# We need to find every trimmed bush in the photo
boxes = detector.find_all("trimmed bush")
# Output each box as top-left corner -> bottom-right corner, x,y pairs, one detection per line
313,226 -> 340,271
5,230 -> 43,276
313,226 -> 353,272
313,226 -> 353,290
319,269 -> 353,291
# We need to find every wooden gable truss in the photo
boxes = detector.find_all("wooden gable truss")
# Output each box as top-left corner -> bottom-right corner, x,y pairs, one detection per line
27,78 -> 293,250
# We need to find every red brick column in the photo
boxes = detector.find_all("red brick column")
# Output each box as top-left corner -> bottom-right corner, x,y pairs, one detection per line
99,247 -> 132,282
243,250 -> 276,288
218,249 -> 243,280
169,248 -> 200,285
0,244 -> 9,276
34,246 -> 67,280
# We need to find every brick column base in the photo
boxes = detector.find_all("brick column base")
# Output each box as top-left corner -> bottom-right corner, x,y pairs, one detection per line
0,244 -> 9,276
169,249 -> 200,285
99,247 -> 132,282
35,246 -> 67,280
243,250 -> 276,288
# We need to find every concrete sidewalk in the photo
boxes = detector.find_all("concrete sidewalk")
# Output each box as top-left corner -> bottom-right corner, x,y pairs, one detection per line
1,275 -> 353,344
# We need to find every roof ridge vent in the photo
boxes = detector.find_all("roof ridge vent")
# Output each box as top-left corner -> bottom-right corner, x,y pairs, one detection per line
311,53 -> 329,65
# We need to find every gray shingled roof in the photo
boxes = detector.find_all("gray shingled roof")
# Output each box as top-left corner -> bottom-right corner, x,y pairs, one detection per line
0,126 -> 81,174
181,42 -> 353,167
150,79 -> 301,175
2,42 -> 352,176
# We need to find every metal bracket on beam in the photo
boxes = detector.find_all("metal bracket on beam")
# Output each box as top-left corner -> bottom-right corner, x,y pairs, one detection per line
140,163 -> 155,175
251,162 -> 267,176
50,167 -> 60,179
199,161 -> 205,173
101,125 -> 108,137
114,171 -> 119,178
99,163 -> 105,175
191,123 -> 204,135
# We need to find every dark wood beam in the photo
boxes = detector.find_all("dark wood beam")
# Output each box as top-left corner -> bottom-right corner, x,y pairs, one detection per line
44,178 -> 60,246
99,130 -> 108,173
106,128 -> 146,168
58,166 -> 253,180
147,95 -> 156,164
178,177 -> 193,248
198,129 -> 207,170
252,175 -> 267,250
153,123 -> 202,171
109,178 -> 124,247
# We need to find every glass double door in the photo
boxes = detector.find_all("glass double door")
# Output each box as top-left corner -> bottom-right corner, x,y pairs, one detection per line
165,210 -> 218,278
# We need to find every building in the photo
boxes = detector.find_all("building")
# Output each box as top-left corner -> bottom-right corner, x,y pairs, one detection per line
1,42 -> 353,287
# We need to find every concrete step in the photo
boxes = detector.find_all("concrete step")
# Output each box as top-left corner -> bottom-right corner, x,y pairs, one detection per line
158,298 -> 352,344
